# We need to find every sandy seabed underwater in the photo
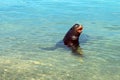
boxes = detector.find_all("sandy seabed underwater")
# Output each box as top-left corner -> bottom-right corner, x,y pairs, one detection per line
0,0 -> 120,80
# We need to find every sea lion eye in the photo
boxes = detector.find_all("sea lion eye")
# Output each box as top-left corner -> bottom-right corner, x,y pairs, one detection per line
74,24 -> 80,28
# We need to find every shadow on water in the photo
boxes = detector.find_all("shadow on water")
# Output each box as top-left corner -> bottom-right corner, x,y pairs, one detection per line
39,34 -> 90,56
40,40 -> 67,51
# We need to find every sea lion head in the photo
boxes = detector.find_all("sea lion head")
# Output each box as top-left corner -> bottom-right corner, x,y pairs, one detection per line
70,24 -> 83,35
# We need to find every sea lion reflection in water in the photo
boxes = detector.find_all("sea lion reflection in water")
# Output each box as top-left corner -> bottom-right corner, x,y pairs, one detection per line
63,24 -> 83,55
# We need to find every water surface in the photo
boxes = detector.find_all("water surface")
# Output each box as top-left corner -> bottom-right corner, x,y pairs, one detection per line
0,0 -> 120,80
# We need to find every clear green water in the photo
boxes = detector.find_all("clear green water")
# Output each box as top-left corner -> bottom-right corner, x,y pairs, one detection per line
0,0 -> 120,80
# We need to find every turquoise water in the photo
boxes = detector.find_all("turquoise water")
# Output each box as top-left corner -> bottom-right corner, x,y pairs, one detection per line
0,0 -> 120,80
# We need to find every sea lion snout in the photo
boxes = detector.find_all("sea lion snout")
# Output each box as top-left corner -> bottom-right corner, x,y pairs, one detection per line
76,25 -> 83,33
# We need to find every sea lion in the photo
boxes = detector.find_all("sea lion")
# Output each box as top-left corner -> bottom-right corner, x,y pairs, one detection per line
63,24 -> 83,55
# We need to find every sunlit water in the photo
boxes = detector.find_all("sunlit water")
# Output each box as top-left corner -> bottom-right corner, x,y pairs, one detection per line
0,0 -> 120,80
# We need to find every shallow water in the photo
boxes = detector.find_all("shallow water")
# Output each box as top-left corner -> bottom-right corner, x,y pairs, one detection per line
0,0 -> 120,80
